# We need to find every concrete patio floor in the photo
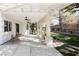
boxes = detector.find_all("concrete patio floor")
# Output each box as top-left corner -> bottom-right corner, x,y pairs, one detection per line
0,35 -> 62,56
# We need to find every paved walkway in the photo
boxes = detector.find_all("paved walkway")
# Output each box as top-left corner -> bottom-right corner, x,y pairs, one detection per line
0,35 -> 62,56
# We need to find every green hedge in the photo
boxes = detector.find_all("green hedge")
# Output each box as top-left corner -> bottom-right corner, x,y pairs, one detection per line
51,32 -> 79,45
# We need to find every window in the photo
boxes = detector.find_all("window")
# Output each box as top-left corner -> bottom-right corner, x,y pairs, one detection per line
9,22 -> 12,31
4,21 -> 8,32
4,20 -> 12,32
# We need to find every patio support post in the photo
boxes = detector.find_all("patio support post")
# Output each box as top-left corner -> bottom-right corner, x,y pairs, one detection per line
0,12 -> 4,44
45,21 -> 53,47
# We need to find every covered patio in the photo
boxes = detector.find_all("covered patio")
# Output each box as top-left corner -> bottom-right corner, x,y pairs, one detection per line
0,3 -> 71,56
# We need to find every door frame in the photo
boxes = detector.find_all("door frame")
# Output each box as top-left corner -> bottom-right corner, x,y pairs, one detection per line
15,23 -> 20,35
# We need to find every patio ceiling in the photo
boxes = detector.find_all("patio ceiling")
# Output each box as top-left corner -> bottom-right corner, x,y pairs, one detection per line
1,3 -> 71,22
0,3 -> 54,12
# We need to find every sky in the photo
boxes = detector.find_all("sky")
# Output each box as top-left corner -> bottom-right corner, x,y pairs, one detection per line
51,15 -> 59,26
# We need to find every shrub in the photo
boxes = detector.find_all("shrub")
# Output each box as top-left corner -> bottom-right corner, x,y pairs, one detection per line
51,32 -> 79,45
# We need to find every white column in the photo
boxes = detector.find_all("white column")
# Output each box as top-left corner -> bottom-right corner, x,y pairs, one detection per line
25,22 -> 30,36
0,12 -> 4,44
45,21 -> 53,47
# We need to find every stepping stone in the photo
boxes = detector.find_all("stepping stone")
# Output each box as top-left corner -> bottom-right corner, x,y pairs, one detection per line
68,45 -> 79,50
65,47 -> 76,51
59,49 -> 69,54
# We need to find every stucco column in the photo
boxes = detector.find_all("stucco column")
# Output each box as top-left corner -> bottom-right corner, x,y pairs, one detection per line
37,22 -> 40,37
45,20 -> 53,47
0,12 -> 4,44
25,21 -> 30,35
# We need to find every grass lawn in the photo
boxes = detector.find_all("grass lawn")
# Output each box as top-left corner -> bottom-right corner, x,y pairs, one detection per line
51,32 -> 79,56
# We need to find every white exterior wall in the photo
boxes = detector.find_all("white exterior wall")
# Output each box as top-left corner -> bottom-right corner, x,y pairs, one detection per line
0,12 -> 27,44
